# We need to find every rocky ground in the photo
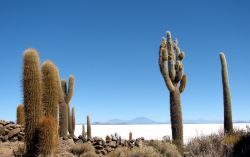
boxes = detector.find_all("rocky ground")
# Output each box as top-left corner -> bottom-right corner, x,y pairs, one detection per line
0,120 -> 146,157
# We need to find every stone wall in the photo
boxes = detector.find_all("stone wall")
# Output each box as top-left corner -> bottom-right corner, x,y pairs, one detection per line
0,120 -> 25,142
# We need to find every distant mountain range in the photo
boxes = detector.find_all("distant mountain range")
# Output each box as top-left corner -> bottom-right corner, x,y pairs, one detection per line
92,117 -> 250,125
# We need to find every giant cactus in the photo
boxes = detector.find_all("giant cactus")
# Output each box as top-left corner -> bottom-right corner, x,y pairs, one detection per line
220,52 -> 233,134
22,49 -> 43,155
158,31 -> 186,152
59,76 -> 74,137
41,61 -> 60,143
17,104 -> 25,125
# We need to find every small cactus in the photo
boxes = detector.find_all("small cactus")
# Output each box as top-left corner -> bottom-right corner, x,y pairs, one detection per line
16,104 -> 25,125
129,132 -> 133,141
220,52 -> 233,134
87,115 -> 92,139
82,124 -> 87,142
37,116 -> 58,156
22,49 -> 43,154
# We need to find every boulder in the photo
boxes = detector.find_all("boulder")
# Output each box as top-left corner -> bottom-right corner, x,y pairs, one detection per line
7,128 -> 21,138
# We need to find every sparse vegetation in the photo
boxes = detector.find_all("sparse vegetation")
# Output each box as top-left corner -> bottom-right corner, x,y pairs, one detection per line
70,143 -> 95,157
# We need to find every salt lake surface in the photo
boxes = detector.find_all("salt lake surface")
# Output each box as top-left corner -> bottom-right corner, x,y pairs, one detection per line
74,123 -> 249,144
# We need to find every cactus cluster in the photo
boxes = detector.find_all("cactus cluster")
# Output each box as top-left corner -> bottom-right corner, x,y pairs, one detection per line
22,49 -> 75,156
159,31 -> 186,152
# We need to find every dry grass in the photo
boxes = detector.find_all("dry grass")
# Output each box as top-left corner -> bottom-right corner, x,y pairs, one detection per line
13,143 -> 26,157
186,133 -> 225,157
108,146 -> 162,157
70,143 -> 95,157
80,151 -> 98,157
147,140 -> 181,157
108,147 -> 131,157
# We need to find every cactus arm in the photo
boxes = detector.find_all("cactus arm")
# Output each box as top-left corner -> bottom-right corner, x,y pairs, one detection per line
175,61 -> 183,83
61,80 -> 67,98
159,39 -> 175,92
168,58 -> 176,82
179,75 -> 187,93
65,75 -> 74,104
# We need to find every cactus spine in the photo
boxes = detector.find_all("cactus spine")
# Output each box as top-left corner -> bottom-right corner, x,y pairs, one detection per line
22,49 -> 43,155
158,31 -> 186,152
87,115 -> 92,139
17,104 -> 25,125
220,52 -> 233,134
71,107 -> 75,136
37,116 -> 57,156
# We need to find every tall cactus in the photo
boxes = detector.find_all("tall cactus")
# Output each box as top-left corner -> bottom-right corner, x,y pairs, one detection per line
220,52 -> 233,134
71,107 -> 75,136
41,61 -> 60,143
22,49 -> 43,155
59,76 -> 74,136
17,104 -> 25,125
87,115 -> 92,139
158,31 -> 186,152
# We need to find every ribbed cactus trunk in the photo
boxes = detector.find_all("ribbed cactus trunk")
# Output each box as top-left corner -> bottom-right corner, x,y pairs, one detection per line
220,52 -> 233,134
170,90 -> 183,149
158,31 -> 186,153
71,107 -> 75,136
22,49 -> 43,155
59,101 -> 68,137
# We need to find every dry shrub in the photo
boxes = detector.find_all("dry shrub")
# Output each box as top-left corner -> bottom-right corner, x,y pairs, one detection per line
13,143 -> 26,157
231,133 -> 250,157
70,143 -> 95,157
186,134 -> 225,157
222,132 -> 243,146
80,151 -> 98,157
147,140 -> 181,157
129,146 -> 162,157
108,147 -> 131,157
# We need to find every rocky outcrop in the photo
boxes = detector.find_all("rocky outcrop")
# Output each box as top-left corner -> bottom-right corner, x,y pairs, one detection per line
0,120 -> 25,142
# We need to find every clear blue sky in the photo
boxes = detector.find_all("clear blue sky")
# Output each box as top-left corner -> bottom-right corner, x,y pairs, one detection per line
0,0 -> 249,123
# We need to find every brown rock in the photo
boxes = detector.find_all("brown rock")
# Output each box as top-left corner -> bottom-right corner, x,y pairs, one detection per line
0,127 -> 5,136
107,141 -> 117,148
7,128 -> 20,138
